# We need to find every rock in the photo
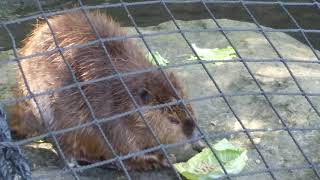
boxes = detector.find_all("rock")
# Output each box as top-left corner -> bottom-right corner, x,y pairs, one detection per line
1,18 -> 319,179
0,50 -> 15,101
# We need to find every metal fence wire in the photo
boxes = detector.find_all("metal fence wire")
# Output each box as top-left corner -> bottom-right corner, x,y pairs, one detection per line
0,0 -> 320,179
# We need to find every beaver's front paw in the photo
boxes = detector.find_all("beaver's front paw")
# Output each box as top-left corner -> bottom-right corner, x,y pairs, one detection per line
125,153 -> 176,171
155,153 -> 176,168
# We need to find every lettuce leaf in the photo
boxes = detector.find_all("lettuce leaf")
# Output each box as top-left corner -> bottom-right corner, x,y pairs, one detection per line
174,139 -> 248,180
146,51 -> 169,66
188,44 -> 237,64
145,45 -> 236,67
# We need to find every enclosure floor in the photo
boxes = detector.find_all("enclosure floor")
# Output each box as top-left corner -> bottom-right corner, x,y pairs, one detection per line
1,18 -> 320,180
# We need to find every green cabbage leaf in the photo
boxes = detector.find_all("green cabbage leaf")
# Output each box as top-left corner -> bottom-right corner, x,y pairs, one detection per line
174,139 -> 248,180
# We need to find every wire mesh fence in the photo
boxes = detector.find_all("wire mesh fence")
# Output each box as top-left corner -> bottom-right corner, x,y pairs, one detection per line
0,0 -> 320,179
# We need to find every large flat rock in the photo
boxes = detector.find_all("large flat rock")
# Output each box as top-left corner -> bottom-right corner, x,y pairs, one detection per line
1,18 -> 319,179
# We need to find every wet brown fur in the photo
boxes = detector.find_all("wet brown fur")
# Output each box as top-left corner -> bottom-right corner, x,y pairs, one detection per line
10,11 -> 196,170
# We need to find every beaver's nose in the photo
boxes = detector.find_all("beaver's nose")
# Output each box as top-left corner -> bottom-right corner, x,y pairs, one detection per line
191,130 -> 206,152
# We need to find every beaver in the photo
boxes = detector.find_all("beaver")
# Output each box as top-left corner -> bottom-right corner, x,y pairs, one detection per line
10,11 -> 203,170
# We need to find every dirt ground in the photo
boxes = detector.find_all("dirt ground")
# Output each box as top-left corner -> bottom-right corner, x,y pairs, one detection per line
1,19 -> 320,180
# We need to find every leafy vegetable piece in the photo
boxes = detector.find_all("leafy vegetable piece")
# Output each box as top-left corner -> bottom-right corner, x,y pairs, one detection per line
35,140 -> 45,143
146,51 -> 169,66
188,44 -> 237,64
174,139 -> 248,180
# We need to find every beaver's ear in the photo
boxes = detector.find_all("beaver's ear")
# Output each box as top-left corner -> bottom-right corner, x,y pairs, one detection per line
167,71 -> 180,89
168,71 -> 176,81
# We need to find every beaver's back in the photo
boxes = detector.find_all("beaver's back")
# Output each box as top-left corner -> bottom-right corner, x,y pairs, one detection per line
15,11 -> 152,135
20,11 -> 150,92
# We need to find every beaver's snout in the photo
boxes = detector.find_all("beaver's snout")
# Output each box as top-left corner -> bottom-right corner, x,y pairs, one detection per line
191,129 -> 206,152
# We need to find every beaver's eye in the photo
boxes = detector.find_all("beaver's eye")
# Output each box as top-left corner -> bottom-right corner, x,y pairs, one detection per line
139,89 -> 151,103
168,117 -> 180,125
